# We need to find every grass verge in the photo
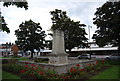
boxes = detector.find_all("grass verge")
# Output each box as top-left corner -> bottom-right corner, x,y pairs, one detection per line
2,70 -> 21,79
2,70 -> 27,81
89,60 -> 120,80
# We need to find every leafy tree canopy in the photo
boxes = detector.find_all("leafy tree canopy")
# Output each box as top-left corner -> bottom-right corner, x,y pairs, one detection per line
15,20 -> 46,58
0,16 -> 10,33
0,0 -> 28,33
50,9 -> 88,52
1,0 -> 28,10
93,1 -> 120,51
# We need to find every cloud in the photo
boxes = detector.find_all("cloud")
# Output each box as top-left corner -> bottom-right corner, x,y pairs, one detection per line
0,0 -> 106,44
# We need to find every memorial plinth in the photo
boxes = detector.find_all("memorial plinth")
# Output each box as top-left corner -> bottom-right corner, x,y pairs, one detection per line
49,29 -> 68,64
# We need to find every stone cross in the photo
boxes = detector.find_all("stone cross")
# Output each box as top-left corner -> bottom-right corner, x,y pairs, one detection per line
49,29 -> 68,64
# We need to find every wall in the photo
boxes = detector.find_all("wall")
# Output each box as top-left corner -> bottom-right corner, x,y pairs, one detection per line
18,60 -> 96,74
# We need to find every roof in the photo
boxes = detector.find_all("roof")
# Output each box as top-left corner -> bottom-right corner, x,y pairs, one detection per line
71,47 -> 118,51
41,47 -> 118,52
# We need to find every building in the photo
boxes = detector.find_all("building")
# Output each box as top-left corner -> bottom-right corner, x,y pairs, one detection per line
0,43 -> 12,57
41,42 -> 118,56
11,45 -> 19,56
0,43 -> 19,57
71,42 -> 118,55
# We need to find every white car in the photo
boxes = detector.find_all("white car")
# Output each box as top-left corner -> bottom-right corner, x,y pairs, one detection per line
106,53 -> 120,60
18,54 -> 23,57
77,54 -> 91,60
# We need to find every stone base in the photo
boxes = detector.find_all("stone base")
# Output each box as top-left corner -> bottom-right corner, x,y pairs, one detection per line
47,60 -> 96,74
18,59 -> 97,74
48,53 -> 68,64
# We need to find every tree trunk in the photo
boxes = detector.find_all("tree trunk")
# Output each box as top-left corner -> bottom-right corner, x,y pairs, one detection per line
68,49 -> 71,53
14,53 -> 18,57
30,50 -> 34,58
118,38 -> 120,53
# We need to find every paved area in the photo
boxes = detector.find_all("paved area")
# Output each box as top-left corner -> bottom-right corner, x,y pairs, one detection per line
30,56 -> 94,63
68,57 -> 94,63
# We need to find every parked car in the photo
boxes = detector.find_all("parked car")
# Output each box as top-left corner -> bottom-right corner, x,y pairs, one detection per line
18,53 -> 23,57
77,54 -> 91,60
106,53 -> 120,60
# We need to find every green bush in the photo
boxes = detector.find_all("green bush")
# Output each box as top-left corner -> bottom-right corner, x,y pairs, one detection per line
34,58 -> 49,63
2,59 -> 9,64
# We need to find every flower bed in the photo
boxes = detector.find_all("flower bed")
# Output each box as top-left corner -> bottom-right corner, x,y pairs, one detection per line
2,60 -> 111,80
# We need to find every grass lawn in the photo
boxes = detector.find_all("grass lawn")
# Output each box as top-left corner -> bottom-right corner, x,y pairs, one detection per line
90,65 -> 120,79
2,70 -> 27,81
2,70 -> 21,79
1,56 -> 48,64
18,57 -> 29,60
0,57 -> 29,61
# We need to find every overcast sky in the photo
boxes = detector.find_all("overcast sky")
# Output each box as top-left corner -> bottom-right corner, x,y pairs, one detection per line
0,0 -> 107,44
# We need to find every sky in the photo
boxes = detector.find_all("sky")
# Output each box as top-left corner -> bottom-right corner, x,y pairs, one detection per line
0,0 -> 108,44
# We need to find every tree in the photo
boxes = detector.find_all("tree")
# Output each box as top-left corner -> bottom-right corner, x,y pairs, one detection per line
0,16 -> 10,33
50,9 -> 88,52
15,20 -> 46,58
0,0 -> 28,33
1,0 -> 28,10
93,1 -> 120,52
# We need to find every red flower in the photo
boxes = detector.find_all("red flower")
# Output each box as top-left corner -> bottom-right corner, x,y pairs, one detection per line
36,67 -> 38,70
92,64 -> 95,66
32,67 -> 35,70
25,62 -> 28,64
41,65 -> 45,68
20,70 -> 26,73
70,67 -> 74,73
76,64 -> 80,67
39,65 -> 45,68
90,69 -> 95,72
102,60 -> 105,64
24,65 -> 29,68
86,64 -> 91,66
70,67 -> 77,73
96,61 -> 98,65
62,76 -> 70,79
38,71 -> 44,75
74,69 -> 77,73
30,64 -> 36,67
62,76 -> 68,79
29,73 -> 35,77
80,69 -> 86,71
86,64 -> 89,66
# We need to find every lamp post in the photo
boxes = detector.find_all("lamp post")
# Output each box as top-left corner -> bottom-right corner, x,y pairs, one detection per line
88,25 -> 92,42
88,25 -> 92,55
0,8 -> 2,30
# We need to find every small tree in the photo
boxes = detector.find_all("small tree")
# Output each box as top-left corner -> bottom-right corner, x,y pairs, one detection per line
50,9 -> 88,52
15,20 -> 46,58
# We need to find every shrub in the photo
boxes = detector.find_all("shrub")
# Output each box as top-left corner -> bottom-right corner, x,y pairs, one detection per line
34,58 -> 49,63
2,59 -> 9,64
